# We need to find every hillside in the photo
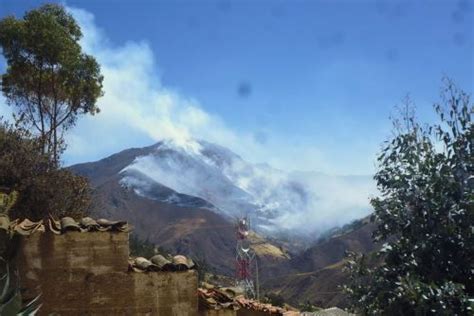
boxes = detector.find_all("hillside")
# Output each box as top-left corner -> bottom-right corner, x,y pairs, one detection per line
291,217 -> 376,272
263,218 -> 378,308
70,143 -> 290,276
70,140 -> 377,307
76,138 -> 374,239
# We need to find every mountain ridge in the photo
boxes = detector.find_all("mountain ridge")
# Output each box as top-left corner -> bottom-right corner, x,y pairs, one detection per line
77,138 -> 375,238
69,139 -> 378,307
69,140 -> 294,275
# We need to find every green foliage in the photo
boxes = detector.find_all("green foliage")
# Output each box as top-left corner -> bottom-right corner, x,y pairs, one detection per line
0,122 -> 91,220
129,234 -> 157,259
0,212 -> 41,315
192,256 -> 213,283
298,301 -> 321,312
0,259 -> 42,316
344,79 -> 473,315
0,3 -> 103,163
0,192 -> 18,215
264,292 -> 285,307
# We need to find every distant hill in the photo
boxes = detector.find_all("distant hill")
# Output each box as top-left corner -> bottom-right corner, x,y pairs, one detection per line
69,142 -> 290,275
72,138 -> 374,239
291,217 -> 375,272
263,217 -> 378,308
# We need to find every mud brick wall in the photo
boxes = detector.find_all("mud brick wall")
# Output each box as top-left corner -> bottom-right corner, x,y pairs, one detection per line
198,307 -> 278,316
199,309 -> 237,316
16,231 -> 198,316
237,310 -> 277,316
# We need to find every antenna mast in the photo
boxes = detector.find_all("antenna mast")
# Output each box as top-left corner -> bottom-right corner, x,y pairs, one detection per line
235,215 -> 256,298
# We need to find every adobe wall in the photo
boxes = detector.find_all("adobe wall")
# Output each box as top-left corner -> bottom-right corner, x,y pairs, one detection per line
199,310 -> 237,316
237,310 -> 274,316
197,306 -> 279,316
16,231 -> 198,316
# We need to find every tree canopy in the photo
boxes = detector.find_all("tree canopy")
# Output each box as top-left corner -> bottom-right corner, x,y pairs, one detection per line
0,4 -> 103,164
344,79 -> 473,315
0,122 -> 91,220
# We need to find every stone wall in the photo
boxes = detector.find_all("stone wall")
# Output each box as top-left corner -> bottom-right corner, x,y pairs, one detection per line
16,231 -> 198,316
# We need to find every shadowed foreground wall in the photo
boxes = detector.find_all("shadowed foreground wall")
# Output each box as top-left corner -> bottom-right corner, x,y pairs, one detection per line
16,231 -> 198,316
199,309 -> 277,316
199,310 -> 237,316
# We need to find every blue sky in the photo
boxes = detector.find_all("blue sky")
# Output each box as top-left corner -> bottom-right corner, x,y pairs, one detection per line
0,0 -> 472,175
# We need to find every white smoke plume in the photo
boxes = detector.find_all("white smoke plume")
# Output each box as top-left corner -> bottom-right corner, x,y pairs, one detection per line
68,6 -> 377,234
0,6 -> 378,234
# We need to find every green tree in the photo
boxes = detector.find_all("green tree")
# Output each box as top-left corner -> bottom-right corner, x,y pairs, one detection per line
129,234 -> 157,259
344,79 -> 473,315
0,3 -> 103,164
0,122 -> 91,220
0,191 -> 17,215
0,191 -> 42,315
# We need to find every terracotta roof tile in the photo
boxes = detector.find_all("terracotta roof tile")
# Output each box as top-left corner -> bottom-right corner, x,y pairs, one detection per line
129,254 -> 196,273
198,285 -> 294,315
0,215 -> 131,236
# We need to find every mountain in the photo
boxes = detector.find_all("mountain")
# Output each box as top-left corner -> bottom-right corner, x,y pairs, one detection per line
74,138 -> 375,239
262,217 -> 379,308
70,139 -> 377,306
69,141 -> 290,275
115,139 -> 315,236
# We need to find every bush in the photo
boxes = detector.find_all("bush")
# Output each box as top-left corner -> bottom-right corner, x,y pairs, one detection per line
129,234 -> 157,258
0,122 -> 91,220
265,293 -> 285,307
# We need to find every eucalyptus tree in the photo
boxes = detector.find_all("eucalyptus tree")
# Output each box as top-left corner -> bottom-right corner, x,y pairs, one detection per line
0,3 -> 103,164
345,79 -> 473,315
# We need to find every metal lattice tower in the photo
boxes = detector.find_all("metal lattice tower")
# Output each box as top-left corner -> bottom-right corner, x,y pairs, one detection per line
235,216 -> 256,298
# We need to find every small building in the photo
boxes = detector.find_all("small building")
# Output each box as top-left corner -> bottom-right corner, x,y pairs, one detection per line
10,216 -> 198,315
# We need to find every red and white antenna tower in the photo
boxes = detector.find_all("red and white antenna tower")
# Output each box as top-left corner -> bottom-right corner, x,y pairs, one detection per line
235,215 -> 256,298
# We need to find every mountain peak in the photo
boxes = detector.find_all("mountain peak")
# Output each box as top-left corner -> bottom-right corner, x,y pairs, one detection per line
72,140 -> 375,238
155,138 -> 202,155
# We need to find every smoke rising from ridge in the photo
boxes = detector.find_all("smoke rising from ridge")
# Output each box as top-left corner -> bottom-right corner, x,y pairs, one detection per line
120,140 -> 376,235
59,7 -> 376,231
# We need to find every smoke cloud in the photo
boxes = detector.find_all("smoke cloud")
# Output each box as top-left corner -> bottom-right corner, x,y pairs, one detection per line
0,6 -> 377,232
120,140 -> 376,235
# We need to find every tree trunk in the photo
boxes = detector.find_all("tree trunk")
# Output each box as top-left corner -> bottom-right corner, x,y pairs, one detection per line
37,64 -> 46,154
